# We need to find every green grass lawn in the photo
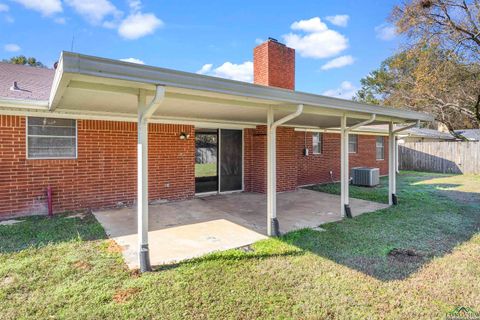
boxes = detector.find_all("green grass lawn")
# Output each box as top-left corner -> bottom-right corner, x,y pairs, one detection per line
195,162 -> 217,177
1,172 -> 479,319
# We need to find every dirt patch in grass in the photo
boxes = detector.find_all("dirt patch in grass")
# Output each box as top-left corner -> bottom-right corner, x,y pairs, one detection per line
105,240 -> 123,254
113,288 -> 140,303
388,248 -> 424,263
1,275 -> 15,287
73,260 -> 92,271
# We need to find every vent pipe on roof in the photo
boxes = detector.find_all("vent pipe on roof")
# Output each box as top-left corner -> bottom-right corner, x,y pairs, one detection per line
10,81 -> 21,91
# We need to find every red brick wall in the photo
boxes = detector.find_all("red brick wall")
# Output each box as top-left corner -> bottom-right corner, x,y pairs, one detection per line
253,40 -> 295,90
0,115 -> 194,218
244,125 -> 297,193
296,131 -> 389,186
244,128 -> 389,192
1,115 -> 388,218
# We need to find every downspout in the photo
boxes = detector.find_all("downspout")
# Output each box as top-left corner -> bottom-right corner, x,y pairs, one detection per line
341,114 -> 376,218
138,85 -> 165,273
267,104 -> 303,236
393,120 -> 420,134
345,114 -> 376,134
271,104 -> 304,129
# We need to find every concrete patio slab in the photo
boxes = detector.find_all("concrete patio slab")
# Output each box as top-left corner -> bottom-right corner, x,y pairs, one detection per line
93,189 -> 389,269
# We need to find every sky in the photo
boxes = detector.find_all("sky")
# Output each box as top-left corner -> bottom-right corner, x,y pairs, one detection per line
0,0 -> 402,99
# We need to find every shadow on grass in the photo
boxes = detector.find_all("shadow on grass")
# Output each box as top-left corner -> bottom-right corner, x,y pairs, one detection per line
160,172 -> 479,282
286,172 -> 480,281
0,212 -> 107,254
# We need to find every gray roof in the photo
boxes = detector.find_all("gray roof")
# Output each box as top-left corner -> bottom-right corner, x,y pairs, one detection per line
455,129 -> 480,141
361,124 -> 456,139
0,62 -> 54,101
405,127 -> 455,140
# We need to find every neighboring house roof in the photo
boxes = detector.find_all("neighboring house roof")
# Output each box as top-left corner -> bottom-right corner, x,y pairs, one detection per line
0,62 -> 54,101
404,127 -> 456,140
360,124 -> 456,139
454,129 -> 480,141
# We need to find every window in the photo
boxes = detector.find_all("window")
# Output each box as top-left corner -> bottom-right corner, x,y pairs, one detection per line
27,117 -> 77,159
348,134 -> 358,153
376,136 -> 385,160
312,132 -> 322,154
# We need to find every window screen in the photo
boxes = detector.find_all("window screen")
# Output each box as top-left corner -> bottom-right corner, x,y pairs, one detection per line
27,117 -> 77,159
376,136 -> 385,160
348,134 -> 358,153
312,132 -> 322,154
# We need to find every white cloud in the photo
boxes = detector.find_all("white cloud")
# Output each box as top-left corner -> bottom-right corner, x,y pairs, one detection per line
291,17 -> 328,33
120,57 -> 145,64
118,12 -> 163,40
0,3 -> 9,12
321,55 -> 355,70
11,0 -> 62,16
375,23 -> 397,41
65,0 -> 119,25
322,81 -> 357,99
325,14 -> 349,27
128,0 -> 142,12
197,61 -> 253,82
284,17 -> 348,59
255,38 -> 265,45
196,64 -> 213,74
4,43 -> 21,52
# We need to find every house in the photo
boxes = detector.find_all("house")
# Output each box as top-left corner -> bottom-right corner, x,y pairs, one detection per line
455,129 -> 480,141
400,127 -> 456,142
0,39 -> 433,270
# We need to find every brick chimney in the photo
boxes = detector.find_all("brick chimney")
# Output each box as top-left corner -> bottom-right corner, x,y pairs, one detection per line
253,38 -> 295,90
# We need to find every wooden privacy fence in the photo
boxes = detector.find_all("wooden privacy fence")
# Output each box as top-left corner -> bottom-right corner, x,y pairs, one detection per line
399,141 -> 480,174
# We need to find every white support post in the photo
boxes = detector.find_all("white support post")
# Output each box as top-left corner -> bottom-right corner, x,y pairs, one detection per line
388,122 -> 396,205
266,106 -> 276,236
137,90 -> 149,272
137,86 -> 165,273
266,104 -> 303,236
340,114 -> 349,217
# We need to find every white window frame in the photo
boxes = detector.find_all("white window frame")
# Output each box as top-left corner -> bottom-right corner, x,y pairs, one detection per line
376,136 -> 385,160
26,117 -> 78,160
348,134 -> 358,154
312,132 -> 322,154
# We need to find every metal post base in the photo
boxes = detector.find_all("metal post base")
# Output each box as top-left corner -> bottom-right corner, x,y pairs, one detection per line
344,205 -> 353,219
270,217 -> 280,237
392,194 -> 398,205
139,244 -> 152,273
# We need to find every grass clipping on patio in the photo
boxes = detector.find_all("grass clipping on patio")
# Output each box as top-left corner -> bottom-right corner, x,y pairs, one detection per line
0,172 -> 479,319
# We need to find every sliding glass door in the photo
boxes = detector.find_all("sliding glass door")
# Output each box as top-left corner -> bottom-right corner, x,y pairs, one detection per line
195,130 -> 218,193
195,128 -> 243,194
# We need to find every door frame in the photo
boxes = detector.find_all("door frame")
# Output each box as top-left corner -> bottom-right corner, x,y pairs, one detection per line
195,127 -> 244,195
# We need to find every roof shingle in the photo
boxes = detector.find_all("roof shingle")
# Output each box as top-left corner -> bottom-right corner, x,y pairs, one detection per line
0,62 -> 54,101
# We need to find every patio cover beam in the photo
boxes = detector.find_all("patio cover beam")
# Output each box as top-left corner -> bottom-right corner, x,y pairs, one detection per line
138,85 -> 165,273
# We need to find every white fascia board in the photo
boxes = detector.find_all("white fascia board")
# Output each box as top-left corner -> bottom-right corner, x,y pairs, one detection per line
56,51 -> 434,122
0,98 -> 49,109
